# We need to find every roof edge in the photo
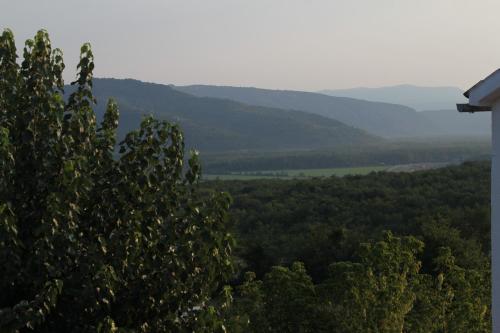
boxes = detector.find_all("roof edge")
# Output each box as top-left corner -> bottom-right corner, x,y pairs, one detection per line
464,69 -> 500,99
457,103 -> 492,113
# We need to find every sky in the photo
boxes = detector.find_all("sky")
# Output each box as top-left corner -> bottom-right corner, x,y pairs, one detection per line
1,0 -> 499,91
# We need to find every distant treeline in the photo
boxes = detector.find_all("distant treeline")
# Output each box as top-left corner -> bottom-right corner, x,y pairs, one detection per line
202,140 -> 491,173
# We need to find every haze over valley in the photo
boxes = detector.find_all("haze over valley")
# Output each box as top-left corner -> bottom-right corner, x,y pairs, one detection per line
85,78 -> 491,149
175,83 -> 490,139
319,84 -> 467,111
73,77 -> 489,176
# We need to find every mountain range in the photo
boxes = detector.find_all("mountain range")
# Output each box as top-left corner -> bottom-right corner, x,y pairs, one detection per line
76,78 -> 490,155
174,85 -> 489,138
86,79 -> 379,152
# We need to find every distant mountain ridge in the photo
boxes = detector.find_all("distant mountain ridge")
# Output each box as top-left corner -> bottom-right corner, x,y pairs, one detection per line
318,85 -> 489,136
81,78 -> 379,152
318,84 -> 467,111
175,84 -> 440,138
176,84 -> 489,138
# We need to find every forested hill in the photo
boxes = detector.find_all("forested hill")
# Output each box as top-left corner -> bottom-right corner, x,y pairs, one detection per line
174,84 -> 438,138
82,78 -> 379,152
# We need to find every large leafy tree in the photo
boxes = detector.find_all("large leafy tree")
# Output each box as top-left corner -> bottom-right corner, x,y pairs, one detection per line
227,232 -> 491,333
0,29 -> 233,332
318,232 -> 490,332
228,263 -> 319,333
319,232 -> 422,333
406,247 -> 491,333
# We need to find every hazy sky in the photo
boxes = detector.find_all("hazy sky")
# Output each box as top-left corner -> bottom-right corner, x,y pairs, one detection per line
1,0 -> 499,91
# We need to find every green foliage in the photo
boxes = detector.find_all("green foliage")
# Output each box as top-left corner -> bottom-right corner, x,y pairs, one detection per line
229,263 -> 318,333
320,232 -> 423,332
226,272 -> 266,332
208,161 -> 490,280
0,29 -> 233,332
261,262 -> 317,332
406,247 -> 491,332
227,234 -> 490,332
208,162 -> 491,331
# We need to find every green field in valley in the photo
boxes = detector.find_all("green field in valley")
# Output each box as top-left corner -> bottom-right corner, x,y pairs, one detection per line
202,161 -> 460,180
203,165 -> 389,180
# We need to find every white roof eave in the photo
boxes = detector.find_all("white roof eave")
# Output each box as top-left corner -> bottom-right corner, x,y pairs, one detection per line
466,69 -> 500,106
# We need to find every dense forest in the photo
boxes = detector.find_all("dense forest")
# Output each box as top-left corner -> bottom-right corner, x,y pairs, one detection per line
209,161 -> 490,279
207,161 -> 492,331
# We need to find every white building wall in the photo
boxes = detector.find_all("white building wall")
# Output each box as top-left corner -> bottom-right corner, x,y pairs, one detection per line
492,104 -> 500,333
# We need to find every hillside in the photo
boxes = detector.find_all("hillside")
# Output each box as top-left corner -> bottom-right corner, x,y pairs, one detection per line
83,78 -> 378,152
174,85 -> 439,138
318,84 -> 467,111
